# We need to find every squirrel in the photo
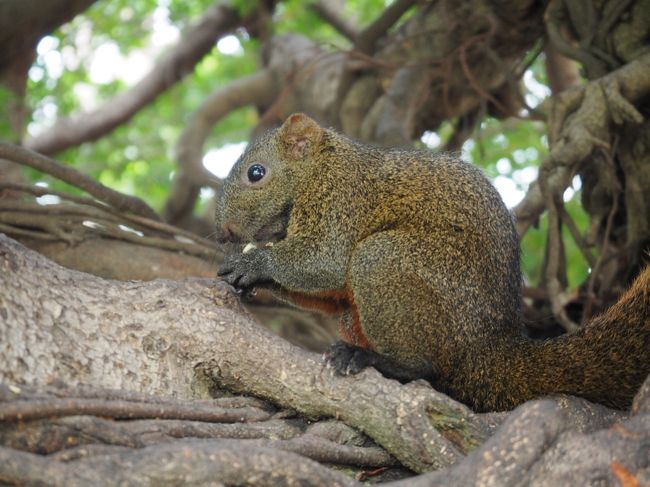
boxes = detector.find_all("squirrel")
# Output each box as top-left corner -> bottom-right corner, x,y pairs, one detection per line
215,113 -> 650,413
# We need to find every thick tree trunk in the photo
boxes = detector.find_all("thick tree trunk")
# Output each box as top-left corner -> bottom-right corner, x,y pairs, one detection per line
0,234 -> 489,471
1,233 -> 649,485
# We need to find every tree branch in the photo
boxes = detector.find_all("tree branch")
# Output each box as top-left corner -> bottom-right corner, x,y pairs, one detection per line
0,182 -> 216,250
0,415 -> 396,468
0,142 -> 159,220
0,0 -> 98,76
0,441 -> 359,487
544,41 -> 580,95
1,234 -> 646,484
0,398 -> 271,423
356,0 -> 417,54
514,53 -> 650,236
0,383 -> 397,470
309,0 -> 360,43
0,182 -> 220,281
0,234 -> 488,473
539,164 -> 579,332
23,1 -> 241,156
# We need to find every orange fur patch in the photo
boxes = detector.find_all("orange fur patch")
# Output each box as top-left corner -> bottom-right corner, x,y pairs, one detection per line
339,301 -> 371,349
284,288 -> 372,349
283,289 -> 349,314
611,462 -> 638,487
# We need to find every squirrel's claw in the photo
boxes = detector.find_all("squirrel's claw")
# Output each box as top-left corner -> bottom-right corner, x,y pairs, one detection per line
218,249 -> 271,293
323,341 -> 372,376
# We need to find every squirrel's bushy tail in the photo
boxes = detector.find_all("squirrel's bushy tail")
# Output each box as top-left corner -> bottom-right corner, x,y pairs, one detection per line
450,265 -> 650,412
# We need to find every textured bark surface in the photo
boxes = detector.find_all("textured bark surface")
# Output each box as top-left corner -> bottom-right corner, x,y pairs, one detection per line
0,234 -> 490,472
393,391 -> 650,487
1,233 -> 649,486
0,234 -> 240,399
20,238 -> 216,281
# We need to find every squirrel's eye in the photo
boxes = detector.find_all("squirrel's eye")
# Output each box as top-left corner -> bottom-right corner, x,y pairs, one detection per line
247,163 -> 266,183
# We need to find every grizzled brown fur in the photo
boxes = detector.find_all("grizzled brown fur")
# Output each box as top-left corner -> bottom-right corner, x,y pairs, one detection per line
216,113 -> 650,412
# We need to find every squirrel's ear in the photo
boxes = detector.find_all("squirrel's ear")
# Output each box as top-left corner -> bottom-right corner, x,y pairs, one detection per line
278,113 -> 323,159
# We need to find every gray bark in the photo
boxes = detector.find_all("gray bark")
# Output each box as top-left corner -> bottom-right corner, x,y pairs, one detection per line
1,234 -> 649,485
0,234 -> 488,472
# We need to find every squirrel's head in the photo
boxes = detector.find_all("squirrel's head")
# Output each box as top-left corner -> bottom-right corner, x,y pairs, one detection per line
215,113 -> 324,245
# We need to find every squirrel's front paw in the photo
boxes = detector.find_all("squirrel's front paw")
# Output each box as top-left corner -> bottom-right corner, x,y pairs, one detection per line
323,341 -> 374,376
217,249 -> 271,291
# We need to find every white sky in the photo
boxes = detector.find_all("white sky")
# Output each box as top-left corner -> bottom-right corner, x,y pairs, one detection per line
203,142 -> 248,179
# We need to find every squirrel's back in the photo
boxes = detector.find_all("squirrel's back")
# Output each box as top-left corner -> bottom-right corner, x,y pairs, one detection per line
310,133 -> 523,334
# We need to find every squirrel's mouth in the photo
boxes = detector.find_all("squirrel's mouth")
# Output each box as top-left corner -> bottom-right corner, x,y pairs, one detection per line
252,201 -> 292,243
253,221 -> 287,242
216,202 -> 292,245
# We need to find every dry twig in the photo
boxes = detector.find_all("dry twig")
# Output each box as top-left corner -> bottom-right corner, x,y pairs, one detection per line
0,142 -> 158,220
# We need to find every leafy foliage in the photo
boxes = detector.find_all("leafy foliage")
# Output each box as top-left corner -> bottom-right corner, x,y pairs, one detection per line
0,88 -> 17,140
25,0 -> 259,210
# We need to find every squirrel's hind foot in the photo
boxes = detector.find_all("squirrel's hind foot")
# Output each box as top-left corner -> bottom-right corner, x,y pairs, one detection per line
323,340 -> 373,376
323,340 -> 435,383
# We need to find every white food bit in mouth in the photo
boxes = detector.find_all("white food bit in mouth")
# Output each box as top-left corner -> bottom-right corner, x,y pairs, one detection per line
242,242 -> 274,253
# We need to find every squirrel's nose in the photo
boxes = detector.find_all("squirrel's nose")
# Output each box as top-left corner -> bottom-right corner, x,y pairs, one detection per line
217,222 -> 242,243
